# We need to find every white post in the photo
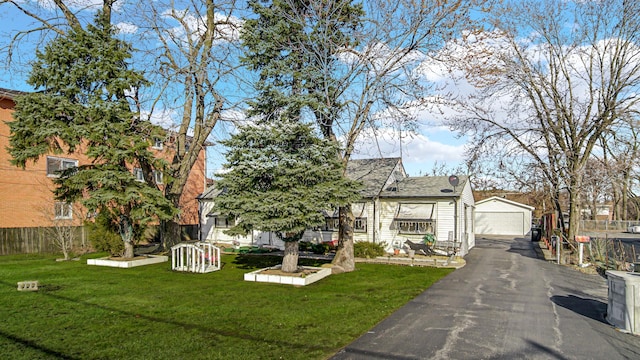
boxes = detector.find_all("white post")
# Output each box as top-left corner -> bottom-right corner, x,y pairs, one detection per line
190,246 -> 195,272
579,242 -> 584,266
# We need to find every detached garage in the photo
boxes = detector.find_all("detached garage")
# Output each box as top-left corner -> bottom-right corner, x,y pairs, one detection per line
475,197 -> 534,236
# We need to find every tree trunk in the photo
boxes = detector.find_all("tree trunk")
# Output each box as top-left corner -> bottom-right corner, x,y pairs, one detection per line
120,216 -> 135,259
162,218 -> 182,250
281,240 -> 300,273
622,170 -> 629,220
332,204 -> 355,274
567,173 -> 584,242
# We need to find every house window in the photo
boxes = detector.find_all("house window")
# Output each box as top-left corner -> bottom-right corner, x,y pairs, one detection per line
354,218 -> 367,232
394,203 -> 436,234
324,217 -> 366,232
324,218 -> 339,231
153,170 -> 163,184
152,137 -> 163,150
214,216 -> 235,228
396,220 -> 436,235
55,202 -> 73,219
46,157 -> 77,177
133,168 -> 144,182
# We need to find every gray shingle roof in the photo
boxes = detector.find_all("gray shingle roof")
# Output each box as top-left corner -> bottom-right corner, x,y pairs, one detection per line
345,157 -> 404,198
379,175 -> 468,198
198,157 -> 466,201
196,185 -> 224,200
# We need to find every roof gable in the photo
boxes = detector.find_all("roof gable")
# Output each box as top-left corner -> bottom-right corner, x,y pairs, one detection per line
476,196 -> 535,211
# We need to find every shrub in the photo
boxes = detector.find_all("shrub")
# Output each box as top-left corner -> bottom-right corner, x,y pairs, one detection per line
86,214 -> 124,257
299,241 -> 312,252
354,241 -> 386,258
85,212 -> 150,257
311,243 -> 331,254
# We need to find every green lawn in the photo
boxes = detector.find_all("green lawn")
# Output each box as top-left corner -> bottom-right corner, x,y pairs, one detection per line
0,253 -> 453,359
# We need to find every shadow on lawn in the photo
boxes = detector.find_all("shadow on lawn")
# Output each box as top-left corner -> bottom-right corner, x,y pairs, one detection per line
231,254 -> 331,270
0,278 -> 336,356
0,329 -> 79,360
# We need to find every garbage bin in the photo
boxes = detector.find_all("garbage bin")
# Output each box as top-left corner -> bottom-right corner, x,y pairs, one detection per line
531,227 -> 541,242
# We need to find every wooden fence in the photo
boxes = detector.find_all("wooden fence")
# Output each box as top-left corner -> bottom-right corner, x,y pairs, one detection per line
0,226 -> 89,256
0,225 -> 200,256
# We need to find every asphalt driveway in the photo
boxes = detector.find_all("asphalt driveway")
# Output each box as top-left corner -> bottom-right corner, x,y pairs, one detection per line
332,236 -> 640,360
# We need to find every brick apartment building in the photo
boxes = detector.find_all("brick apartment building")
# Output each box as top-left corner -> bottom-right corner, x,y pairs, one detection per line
0,88 -> 206,229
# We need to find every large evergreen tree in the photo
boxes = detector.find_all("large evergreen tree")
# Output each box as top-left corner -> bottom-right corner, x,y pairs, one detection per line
8,11 -> 177,258
241,0 -> 364,272
213,120 -> 361,273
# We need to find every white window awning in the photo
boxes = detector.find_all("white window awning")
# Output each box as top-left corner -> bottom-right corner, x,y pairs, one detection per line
396,203 -> 435,220
323,203 -> 368,218
323,209 -> 339,218
352,202 -> 368,218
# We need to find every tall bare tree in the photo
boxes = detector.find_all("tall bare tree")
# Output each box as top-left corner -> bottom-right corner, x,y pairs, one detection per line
599,118 -> 640,220
1,0 -> 245,248
132,0 -> 244,248
442,0 -> 640,240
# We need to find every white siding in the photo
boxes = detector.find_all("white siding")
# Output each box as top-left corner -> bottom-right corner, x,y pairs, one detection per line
379,200 -> 402,251
199,200 -> 253,245
460,181 -> 476,254
436,200 -> 455,243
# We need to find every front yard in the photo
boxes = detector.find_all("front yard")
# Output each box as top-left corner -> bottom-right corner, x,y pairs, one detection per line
0,253 -> 453,359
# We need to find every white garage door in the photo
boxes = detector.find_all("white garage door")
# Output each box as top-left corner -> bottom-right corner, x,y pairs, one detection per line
476,212 -> 525,236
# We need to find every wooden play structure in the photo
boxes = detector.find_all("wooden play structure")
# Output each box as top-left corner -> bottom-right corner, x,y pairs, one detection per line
171,242 -> 221,273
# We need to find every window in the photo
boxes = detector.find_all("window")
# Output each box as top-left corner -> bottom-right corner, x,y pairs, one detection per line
46,157 -> 77,177
133,168 -> 144,182
134,168 -> 162,184
324,217 -> 367,232
214,216 -> 235,228
396,220 -> 436,235
394,203 -> 436,234
152,137 -> 163,150
324,218 -> 339,231
153,170 -> 163,185
55,202 -> 73,219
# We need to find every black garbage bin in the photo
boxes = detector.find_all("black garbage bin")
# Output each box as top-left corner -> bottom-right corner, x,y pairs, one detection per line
531,227 -> 541,242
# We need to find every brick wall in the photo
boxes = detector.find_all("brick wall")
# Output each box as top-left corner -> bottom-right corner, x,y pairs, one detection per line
0,91 -> 205,228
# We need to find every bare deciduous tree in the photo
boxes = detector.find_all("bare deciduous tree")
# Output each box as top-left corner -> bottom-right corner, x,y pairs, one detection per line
1,0 -> 245,248
442,0 -> 640,240
132,0 -> 244,249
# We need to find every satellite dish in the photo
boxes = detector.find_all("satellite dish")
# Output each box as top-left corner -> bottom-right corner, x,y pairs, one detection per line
448,175 -> 459,187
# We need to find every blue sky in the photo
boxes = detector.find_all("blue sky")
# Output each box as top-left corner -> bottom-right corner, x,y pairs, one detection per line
0,1 -> 469,179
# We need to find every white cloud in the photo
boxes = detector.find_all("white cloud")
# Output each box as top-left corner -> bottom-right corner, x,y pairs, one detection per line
351,126 -> 465,176
115,22 -> 138,34
143,108 -> 179,131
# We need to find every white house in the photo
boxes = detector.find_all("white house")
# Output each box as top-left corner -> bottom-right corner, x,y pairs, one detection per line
198,158 -> 476,256
475,196 -> 534,236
